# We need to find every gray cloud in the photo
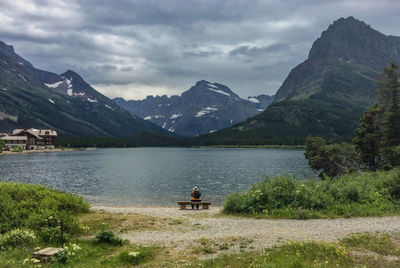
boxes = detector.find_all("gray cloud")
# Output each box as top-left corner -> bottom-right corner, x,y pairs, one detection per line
229,43 -> 291,59
0,0 -> 399,99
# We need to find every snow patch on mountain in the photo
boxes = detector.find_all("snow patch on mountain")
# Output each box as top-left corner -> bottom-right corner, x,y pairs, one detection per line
44,81 -> 63,88
208,88 -> 230,96
195,106 -> 218,117
170,113 -> 182,119
48,99 -> 55,104
105,104 -> 114,111
87,98 -> 97,103
207,83 -> 218,89
18,74 -> 27,82
247,97 -> 260,103
144,116 -> 151,120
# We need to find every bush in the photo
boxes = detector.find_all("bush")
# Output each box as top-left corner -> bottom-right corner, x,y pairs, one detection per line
117,246 -> 154,265
0,229 -> 35,249
53,251 -> 68,264
39,227 -> 69,244
11,146 -> 23,152
0,139 -> 4,153
223,169 -> 400,218
95,230 -> 123,246
0,182 -> 89,235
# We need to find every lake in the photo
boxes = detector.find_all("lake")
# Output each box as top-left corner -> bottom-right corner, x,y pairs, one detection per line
0,148 -> 316,206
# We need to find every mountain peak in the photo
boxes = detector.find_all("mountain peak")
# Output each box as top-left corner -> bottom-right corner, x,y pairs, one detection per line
0,40 -> 33,68
61,69 -> 81,78
307,16 -> 399,71
188,80 -> 238,98
60,70 -> 86,84
0,41 -> 15,54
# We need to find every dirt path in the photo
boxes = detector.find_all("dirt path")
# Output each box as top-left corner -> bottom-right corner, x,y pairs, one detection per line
91,206 -> 400,256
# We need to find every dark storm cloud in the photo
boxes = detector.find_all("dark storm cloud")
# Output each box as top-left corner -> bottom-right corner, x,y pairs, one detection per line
0,0 -> 399,99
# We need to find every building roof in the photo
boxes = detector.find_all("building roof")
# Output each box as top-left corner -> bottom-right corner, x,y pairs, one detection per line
1,135 -> 27,141
12,128 -> 57,137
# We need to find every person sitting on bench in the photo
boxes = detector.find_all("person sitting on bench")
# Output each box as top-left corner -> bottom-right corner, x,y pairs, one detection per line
191,187 -> 201,209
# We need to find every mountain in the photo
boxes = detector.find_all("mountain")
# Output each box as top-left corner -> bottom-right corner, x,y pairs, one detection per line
0,41 -> 163,137
196,17 -> 400,145
114,80 -> 274,136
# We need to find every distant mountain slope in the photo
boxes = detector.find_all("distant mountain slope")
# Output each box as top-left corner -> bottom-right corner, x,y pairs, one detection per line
0,41 -> 162,137
196,17 -> 400,145
114,80 -> 274,136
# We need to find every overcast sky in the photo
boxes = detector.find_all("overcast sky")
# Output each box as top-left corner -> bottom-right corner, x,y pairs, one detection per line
1,0 -> 399,100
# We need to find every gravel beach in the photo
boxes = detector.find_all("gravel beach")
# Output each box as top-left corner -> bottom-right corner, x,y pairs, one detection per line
91,206 -> 400,256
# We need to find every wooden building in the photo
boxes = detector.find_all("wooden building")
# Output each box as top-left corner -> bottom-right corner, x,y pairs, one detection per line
0,128 -> 57,150
1,135 -> 28,150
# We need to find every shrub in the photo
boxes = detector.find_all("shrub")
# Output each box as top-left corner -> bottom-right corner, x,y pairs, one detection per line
11,146 -> 23,152
0,139 -> 4,153
39,227 -> 69,244
52,251 -> 68,264
223,169 -> 400,218
0,182 -> 89,236
52,243 -> 82,264
117,246 -> 154,265
95,230 -> 123,246
0,229 -> 35,249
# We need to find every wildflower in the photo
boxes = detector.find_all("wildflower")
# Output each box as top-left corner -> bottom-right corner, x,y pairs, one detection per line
31,258 -> 40,263
129,251 -> 140,257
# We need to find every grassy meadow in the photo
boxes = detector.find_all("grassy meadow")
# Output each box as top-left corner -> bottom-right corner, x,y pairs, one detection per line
1,169 -> 400,267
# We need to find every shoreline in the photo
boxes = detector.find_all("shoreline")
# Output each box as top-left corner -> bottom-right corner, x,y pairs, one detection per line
89,205 -> 400,258
192,145 -> 305,149
1,148 -> 75,156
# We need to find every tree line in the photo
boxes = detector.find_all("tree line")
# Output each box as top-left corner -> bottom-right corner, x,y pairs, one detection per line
305,63 -> 400,177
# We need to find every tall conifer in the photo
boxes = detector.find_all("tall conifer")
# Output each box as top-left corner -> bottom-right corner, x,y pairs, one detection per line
380,63 -> 400,168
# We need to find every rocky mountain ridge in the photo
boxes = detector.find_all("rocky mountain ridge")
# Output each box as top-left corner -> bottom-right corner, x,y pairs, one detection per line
197,17 -> 400,145
0,41 -> 163,137
114,80 -> 274,136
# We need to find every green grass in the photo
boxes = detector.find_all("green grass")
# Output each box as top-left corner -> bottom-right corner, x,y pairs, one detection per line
223,169 -> 400,219
197,240 -> 354,267
0,239 -> 157,268
0,182 -> 158,267
196,232 -> 400,267
341,233 -> 400,256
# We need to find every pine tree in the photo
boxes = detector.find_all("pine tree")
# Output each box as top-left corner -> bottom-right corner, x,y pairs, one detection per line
380,63 -> 400,169
353,104 -> 382,171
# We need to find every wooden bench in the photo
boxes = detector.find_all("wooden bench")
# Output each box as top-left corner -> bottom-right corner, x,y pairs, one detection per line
178,201 -> 211,209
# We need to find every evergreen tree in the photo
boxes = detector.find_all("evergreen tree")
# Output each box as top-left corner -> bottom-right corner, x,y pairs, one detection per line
305,136 -> 361,178
380,63 -> 400,169
353,104 -> 382,171
0,139 -> 4,153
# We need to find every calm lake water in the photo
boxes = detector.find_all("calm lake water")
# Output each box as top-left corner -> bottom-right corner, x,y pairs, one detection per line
0,148 -> 316,206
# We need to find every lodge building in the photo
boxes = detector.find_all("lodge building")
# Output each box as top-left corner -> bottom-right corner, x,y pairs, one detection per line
1,128 -> 57,150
